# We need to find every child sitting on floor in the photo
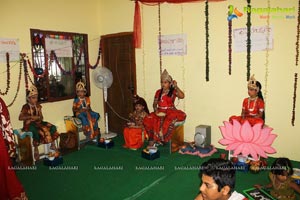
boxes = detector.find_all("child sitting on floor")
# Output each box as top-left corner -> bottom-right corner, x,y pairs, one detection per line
123,95 -> 149,150
254,157 -> 300,200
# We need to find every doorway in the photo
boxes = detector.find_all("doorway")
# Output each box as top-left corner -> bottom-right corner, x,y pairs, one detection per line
101,32 -> 136,134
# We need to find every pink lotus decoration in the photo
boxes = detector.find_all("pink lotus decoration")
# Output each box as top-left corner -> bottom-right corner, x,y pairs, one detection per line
218,120 -> 277,160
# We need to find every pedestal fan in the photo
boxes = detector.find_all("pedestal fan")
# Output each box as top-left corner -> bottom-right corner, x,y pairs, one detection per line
92,66 -> 117,139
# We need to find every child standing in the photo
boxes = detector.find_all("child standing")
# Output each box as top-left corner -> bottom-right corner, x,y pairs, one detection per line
123,96 -> 149,150
73,81 -> 100,139
19,85 -> 59,160
255,157 -> 300,200
230,75 -> 265,126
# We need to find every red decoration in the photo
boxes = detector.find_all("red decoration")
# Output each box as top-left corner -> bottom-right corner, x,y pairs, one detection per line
133,0 -> 226,48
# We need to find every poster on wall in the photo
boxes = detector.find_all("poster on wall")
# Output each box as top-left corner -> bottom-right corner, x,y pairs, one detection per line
233,25 -> 273,52
45,38 -> 73,57
159,34 -> 187,56
0,38 -> 20,63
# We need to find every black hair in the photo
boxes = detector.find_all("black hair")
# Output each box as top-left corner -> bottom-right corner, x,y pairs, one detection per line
199,158 -> 236,194
271,157 -> 294,176
256,81 -> 265,121
158,84 -> 175,101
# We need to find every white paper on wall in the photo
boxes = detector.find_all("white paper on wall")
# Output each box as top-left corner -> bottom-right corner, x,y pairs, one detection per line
159,34 -> 187,56
233,25 -> 273,52
0,38 -> 20,62
45,38 -> 73,57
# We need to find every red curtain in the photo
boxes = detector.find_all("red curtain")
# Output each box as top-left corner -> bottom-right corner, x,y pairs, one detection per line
133,0 -> 226,48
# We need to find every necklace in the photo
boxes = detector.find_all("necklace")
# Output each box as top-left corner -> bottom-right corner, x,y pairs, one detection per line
247,96 -> 257,112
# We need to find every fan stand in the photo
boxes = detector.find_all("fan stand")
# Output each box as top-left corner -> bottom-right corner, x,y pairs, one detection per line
102,87 -> 117,139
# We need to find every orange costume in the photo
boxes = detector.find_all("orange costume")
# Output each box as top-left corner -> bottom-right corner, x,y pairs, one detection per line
123,96 -> 149,149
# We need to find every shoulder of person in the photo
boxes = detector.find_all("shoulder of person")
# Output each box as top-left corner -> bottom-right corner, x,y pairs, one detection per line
228,191 -> 246,200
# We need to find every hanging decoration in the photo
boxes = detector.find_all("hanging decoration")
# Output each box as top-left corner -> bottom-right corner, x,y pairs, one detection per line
292,73 -> 298,126
133,0 -> 226,49
26,55 -> 48,78
296,0 -> 300,66
0,53 -> 11,96
50,51 -> 74,75
158,3 -> 163,75
228,20 -> 232,75
85,44 -> 101,69
205,0 -> 209,81
263,0 -> 271,106
292,0 -> 300,126
7,55 -> 23,107
246,0 -> 252,81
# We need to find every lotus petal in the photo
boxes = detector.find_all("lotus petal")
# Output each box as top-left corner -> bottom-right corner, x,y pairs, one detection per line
240,120 -> 254,142
261,146 -> 277,154
260,134 -> 277,146
251,123 -> 262,143
219,138 -> 234,145
232,120 -> 242,141
227,142 -> 242,151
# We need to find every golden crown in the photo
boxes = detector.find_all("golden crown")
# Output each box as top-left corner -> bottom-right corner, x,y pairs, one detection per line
248,75 -> 259,91
27,85 -> 38,97
76,81 -> 86,92
161,69 -> 172,82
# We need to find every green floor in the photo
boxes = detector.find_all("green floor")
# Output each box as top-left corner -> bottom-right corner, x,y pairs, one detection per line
16,136 -> 300,200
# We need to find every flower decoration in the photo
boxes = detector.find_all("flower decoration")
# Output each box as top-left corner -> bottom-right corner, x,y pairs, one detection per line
205,0 -> 209,81
0,53 -> 11,96
292,73 -> 298,126
246,0 -> 252,81
296,0 -> 300,66
218,120 -> 277,161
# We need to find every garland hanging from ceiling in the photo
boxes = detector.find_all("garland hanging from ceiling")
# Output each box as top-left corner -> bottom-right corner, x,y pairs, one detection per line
228,19 -> 232,75
7,55 -> 23,107
263,0 -> 271,106
292,0 -> 300,126
205,0 -> 209,81
246,0 -> 252,81
0,53 -> 11,96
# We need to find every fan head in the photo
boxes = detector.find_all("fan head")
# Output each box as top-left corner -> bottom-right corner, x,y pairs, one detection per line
92,66 -> 113,89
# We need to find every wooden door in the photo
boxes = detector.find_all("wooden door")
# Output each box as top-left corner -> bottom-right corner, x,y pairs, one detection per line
101,32 -> 136,134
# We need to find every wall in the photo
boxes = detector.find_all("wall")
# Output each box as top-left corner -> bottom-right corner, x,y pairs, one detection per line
0,0 -> 105,133
1,0 -> 299,161
98,0 -> 300,161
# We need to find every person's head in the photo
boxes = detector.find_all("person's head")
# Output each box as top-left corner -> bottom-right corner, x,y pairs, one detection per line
134,95 -> 149,114
198,158 -> 236,200
247,75 -> 263,99
27,85 -> 39,105
76,81 -> 86,98
161,69 -> 173,90
271,157 -> 293,183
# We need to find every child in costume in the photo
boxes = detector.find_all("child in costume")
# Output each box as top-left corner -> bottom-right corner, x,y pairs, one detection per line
143,69 -> 186,146
73,81 -> 100,139
254,157 -> 300,200
123,95 -> 149,150
230,75 -> 265,126
19,85 -> 59,160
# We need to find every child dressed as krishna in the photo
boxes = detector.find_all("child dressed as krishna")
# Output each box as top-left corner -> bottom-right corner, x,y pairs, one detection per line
73,81 -> 100,140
